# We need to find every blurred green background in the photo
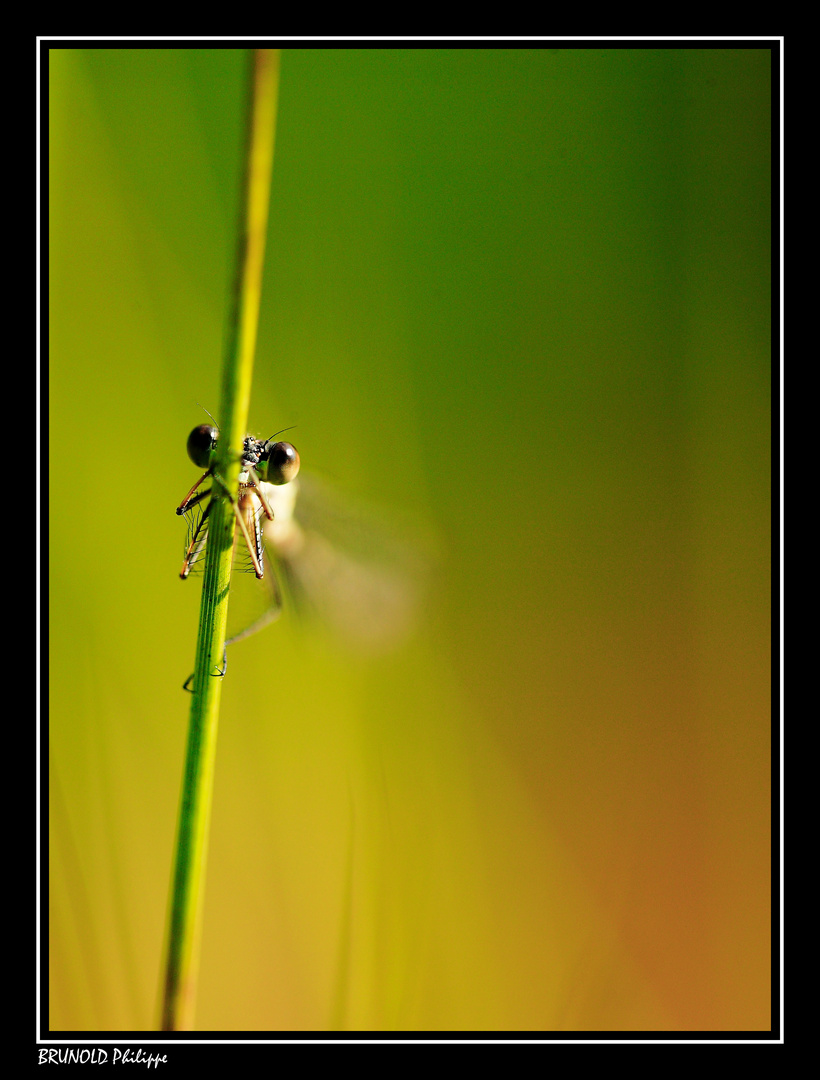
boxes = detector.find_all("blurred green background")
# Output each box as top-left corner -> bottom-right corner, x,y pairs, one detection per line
48,47 -> 772,1032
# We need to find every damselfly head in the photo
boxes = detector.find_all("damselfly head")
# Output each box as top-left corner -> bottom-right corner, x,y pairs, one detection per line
185,423 -> 300,489
186,424 -> 219,469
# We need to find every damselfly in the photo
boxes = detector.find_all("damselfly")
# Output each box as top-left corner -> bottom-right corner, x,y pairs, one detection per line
177,421 -> 299,573
177,419 -> 428,685
176,423 -> 300,659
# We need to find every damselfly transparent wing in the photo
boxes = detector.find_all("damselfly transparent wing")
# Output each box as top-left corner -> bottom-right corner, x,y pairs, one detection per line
182,472 -> 430,655
265,472 -> 432,654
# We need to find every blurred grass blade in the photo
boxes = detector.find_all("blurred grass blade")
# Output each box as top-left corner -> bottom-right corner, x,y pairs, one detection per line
160,48 -> 281,1032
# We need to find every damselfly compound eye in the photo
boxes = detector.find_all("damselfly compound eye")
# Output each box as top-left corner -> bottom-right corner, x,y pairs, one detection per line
187,424 -> 219,469
264,441 -> 300,485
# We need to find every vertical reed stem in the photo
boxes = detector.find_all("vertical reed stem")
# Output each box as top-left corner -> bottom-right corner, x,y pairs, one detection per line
160,48 -> 281,1032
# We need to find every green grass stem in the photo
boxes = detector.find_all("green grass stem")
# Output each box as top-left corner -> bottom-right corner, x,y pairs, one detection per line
160,48 -> 281,1032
